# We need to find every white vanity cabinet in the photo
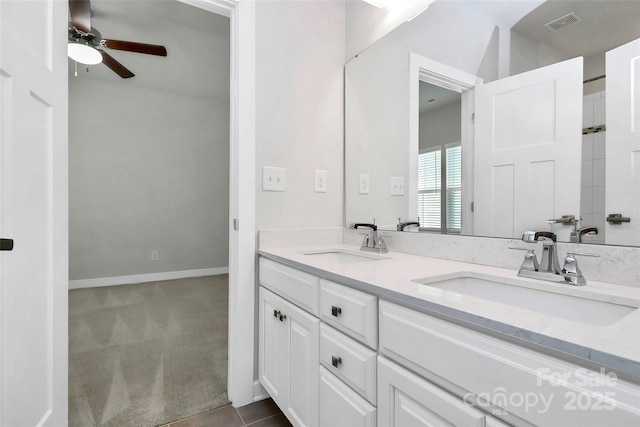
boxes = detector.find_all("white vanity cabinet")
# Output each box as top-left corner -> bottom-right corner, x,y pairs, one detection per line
259,287 -> 320,427
258,256 -> 640,427
259,258 -> 378,427
379,300 -> 640,426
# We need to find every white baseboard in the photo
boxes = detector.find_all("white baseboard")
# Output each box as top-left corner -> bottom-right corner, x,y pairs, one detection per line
252,381 -> 269,402
69,267 -> 229,289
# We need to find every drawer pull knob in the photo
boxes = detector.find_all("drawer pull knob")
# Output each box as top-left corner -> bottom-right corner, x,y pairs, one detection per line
331,356 -> 342,368
279,313 -> 287,322
273,309 -> 280,318
331,306 -> 342,317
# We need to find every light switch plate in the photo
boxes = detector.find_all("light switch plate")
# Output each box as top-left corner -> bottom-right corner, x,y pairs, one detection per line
390,176 -> 405,196
263,166 -> 286,192
359,173 -> 370,194
314,170 -> 327,193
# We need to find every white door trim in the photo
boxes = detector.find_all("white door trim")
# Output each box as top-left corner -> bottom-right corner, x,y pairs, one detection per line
408,53 -> 482,235
177,0 -> 256,406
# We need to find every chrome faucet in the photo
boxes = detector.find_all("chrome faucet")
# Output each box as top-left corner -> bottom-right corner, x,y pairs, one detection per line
536,234 -> 562,274
350,222 -> 388,253
510,231 -> 599,286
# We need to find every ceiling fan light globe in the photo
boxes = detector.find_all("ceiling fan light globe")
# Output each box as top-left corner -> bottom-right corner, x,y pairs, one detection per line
68,43 -> 102,65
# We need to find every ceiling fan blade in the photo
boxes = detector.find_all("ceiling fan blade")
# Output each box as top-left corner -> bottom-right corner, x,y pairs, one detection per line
100,51 -> 134,79
69,0 -> 92,33
102,39 -> 167,56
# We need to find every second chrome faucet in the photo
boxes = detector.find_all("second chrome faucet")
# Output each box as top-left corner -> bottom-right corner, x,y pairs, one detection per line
512,231 -> 599,286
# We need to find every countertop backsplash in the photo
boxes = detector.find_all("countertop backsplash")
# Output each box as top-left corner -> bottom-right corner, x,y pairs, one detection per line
257,227 -> 639,287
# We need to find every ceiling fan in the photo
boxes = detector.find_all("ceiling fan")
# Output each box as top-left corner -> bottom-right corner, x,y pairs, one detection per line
68,0 -> 167,79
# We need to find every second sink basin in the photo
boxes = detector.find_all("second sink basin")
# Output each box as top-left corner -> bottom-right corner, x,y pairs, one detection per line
301,249 -> 388,264
413,274 -> 638,326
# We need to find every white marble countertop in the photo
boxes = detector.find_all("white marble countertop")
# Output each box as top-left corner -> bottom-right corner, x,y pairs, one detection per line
258,244 -> 640,382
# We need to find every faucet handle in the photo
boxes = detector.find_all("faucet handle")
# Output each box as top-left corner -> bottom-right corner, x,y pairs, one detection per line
377,235 -> 388,249
510,247 -> 539,271
562,252 -> 599,285
566,252 -> 599,257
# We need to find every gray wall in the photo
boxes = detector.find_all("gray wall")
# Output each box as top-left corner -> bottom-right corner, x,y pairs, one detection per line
419,101 -> 462,152
68,2 -> 230,281
69,79 -> 229,280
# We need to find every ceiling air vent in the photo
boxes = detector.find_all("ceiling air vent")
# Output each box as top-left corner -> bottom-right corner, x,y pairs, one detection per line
544,12 -> 581,33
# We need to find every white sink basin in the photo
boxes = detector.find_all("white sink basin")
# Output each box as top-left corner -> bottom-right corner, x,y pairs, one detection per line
301,249 -> 388,264
413,274 -> 638,326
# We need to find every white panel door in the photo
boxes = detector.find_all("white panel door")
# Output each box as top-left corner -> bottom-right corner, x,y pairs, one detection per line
474,58 -> 583,241
605,38 -> 640,245
0,1 -> 68,426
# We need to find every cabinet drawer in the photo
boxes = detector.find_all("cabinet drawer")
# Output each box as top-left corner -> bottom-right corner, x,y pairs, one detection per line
319,366 -> 376,427
320,323 -> 377,404
378,356 -> 484,427
259,258 -> 319,315
319,279 -> 377,348
379,300 -> 640,426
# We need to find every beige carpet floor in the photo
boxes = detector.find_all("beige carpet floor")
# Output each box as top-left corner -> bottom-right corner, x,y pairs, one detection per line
69,275 -> 230,427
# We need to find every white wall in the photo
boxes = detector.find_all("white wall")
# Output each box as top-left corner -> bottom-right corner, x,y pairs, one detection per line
69,79 -> 230,280
255,0 -> 345,230
510,29 -> 569,76
345,0 -> 434,60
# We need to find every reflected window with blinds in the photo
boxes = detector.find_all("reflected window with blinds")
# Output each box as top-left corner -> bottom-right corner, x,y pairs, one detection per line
418,145 -> 461,232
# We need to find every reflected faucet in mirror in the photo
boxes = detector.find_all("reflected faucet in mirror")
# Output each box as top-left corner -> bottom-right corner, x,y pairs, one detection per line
397,218 -> 420,231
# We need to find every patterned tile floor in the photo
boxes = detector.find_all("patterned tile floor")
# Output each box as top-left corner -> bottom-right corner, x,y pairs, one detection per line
163,398 -> 291,427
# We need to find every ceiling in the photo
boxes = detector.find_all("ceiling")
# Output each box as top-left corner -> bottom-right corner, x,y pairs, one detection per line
69,0 -> 230,100
511,0 -> 640,58
419,81 -> 460,115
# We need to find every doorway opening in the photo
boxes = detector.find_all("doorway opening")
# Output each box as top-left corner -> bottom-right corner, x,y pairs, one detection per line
67,1 -> 231,424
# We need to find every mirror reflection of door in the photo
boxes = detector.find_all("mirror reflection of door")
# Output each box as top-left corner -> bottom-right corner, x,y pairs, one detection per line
474,57 -> 583,242
418,82 -> 462,233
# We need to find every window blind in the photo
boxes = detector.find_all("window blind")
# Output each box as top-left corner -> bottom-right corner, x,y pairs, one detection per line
418,149 -> 441,229
418,145 -> 462,231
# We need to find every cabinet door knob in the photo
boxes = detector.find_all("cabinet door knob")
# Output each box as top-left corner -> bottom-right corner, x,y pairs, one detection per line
279,313 -> 287,322
273,309 -> 280,318
331,356 -> 342,368
331,305 -> 342,317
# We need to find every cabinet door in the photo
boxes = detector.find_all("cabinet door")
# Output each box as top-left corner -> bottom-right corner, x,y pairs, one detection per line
259,287 -> 289,408
378,356 -> 485,427
319,366 -> 376,427
260,286 -> 320,427
287,298 -> 320,427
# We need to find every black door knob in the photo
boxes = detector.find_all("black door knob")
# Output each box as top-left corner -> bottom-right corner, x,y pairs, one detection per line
0,238 -> 13,251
